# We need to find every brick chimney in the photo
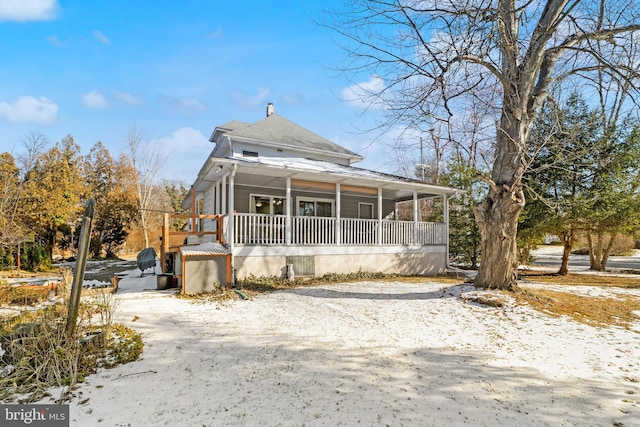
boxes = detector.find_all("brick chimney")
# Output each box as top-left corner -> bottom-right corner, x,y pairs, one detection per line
266,102 -> 274,117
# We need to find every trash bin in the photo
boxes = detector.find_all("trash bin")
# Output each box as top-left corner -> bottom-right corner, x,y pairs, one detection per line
157,274 -> 172,290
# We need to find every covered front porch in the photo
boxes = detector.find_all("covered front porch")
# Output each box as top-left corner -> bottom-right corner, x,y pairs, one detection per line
231,212 -> 448,278
161,210 -> 448,287
171,156 -> 459,281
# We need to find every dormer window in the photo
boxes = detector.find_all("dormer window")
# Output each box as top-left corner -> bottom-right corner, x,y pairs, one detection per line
243,150 -> 259,158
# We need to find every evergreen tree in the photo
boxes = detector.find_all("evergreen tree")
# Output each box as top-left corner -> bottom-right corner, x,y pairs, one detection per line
21,135 -> 84,258
440,156 -> 483,269
522,93 -> 602,273
84,143 -> 139,258
523,93 -> 640,272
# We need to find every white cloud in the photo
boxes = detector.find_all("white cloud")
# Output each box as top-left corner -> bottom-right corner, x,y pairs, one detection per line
158,95 -> 207,113
150,127 -> 211,182
152,127 -> 209,154
0,96 -> 58,125
340,76 -> 386,110
229,87 -> 270,109
92,30 -> 111,45
113,90 -> 143,106
0,0 -> 59,22
81,90 -> 110,109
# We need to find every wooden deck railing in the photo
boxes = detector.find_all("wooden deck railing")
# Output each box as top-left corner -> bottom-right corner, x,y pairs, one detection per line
233,213 -> 446,246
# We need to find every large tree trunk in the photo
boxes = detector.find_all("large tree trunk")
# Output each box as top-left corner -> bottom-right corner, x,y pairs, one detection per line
474,105 -> 527,291
474,186 -> 523,290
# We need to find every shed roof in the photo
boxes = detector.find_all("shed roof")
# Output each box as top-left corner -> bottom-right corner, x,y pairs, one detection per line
179,242 -> 229,257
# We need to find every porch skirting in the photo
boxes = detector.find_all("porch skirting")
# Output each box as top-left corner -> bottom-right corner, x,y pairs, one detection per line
232,245 -> 446,279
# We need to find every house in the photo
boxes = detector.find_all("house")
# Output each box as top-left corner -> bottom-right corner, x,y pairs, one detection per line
161,103 -> 460,294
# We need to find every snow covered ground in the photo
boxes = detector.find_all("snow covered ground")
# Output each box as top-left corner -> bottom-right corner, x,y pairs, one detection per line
36,262 -> 640,427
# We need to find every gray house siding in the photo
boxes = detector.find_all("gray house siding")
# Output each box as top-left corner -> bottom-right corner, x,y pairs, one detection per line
233,184 -> 396,219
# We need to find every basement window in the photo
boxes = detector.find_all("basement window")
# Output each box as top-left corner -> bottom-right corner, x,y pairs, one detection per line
243,150 -> 259,158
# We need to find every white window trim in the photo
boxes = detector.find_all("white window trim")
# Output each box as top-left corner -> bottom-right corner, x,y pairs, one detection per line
249,193 -> 286,215
296,196 -> 335,217
358,202 -> 374,219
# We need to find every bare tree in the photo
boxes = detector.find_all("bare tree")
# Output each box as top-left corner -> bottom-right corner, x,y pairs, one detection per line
327,0 -> 640,290
17,131 -> 49,175
126,126 -> 168,249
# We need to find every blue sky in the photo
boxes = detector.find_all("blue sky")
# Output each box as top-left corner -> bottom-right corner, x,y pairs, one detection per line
0,0 -> 392,183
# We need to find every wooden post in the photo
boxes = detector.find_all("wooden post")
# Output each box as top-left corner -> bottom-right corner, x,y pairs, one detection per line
66,199 -> 95,337
161,213 -> 169,273
217,215 -> 224,244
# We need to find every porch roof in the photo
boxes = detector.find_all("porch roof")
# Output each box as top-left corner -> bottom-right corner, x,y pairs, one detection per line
192,155 -> 461,202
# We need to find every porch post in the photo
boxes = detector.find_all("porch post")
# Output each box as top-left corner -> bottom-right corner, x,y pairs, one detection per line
377,187 -> 382,245
228,171 -> 235,249
190,186 -> 196,233
286,177 -> 292,245
413,191 -> 418,244
336,183 -> 341,245
444,194 -> 450,269
221,175 -> 227,215
214,183 -> 218,214
228,164 -> 237,286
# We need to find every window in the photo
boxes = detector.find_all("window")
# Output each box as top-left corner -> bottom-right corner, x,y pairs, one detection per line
297,197 -> 334,217
250,194 -> 286,215
359,203 -> 374,219
243,150 -> 259,158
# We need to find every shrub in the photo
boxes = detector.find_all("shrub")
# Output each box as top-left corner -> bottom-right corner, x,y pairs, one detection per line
572,234 -> 636,256
0,291 -> 142,403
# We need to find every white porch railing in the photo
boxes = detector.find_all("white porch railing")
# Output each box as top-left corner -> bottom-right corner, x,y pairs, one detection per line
292,216 -> 336,245
234,213 -> 287,245
233,213 -> 446,246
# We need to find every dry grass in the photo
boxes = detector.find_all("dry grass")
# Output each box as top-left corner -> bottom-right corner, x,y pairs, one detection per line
176,287 -> 239,308
511,288 -> 640,329
0,289 -> 142,403
514,272 -> 640,329
0,285 -> 52,305
519,271 -> 640,288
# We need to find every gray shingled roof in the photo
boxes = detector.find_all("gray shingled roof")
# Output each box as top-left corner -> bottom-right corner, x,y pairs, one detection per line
216,120 -> 250,132
225,114 -> 362,159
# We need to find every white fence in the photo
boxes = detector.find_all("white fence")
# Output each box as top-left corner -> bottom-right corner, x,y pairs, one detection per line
233,213 -> 446,246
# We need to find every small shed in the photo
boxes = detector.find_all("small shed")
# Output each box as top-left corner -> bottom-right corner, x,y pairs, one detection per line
178,242 -> 231,295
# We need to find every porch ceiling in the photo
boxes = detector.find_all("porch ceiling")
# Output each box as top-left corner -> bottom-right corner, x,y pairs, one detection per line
195,156 -> 460,201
